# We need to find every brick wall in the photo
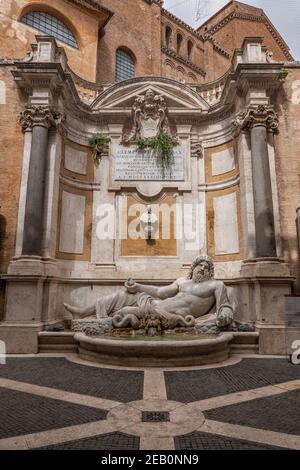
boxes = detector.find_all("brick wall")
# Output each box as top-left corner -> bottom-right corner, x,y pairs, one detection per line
0,67 -> 25,273
97,0 -> 162,83
197,0 -> 292,81
274,68 -> 300,290
0,0 -> 104,82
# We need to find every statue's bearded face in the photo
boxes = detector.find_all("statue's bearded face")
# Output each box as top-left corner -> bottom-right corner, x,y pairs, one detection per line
192,261 -> 211,283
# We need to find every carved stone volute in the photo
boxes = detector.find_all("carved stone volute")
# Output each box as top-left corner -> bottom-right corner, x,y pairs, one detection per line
233,105 -> 279,137
19,106 -> 65,132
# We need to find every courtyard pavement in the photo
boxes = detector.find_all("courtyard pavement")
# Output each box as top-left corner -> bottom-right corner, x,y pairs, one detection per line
0,354 -> 299,450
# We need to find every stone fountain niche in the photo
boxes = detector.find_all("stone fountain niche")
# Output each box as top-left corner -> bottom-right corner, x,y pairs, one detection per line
2,37 -> 295,361
61,86 -> 242,366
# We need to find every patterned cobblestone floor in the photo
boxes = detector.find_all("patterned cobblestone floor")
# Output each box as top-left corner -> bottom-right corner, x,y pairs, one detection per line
174,432 -> 283,450
0,358 -> 144,403
165,359 -> 300,403
37,432 -> 140,451
0,355 -> 299,450
205,389 -> 300,435
0,387 -> 107,439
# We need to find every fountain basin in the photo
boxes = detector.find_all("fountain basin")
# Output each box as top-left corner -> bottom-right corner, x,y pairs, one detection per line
74,332 -> 234,367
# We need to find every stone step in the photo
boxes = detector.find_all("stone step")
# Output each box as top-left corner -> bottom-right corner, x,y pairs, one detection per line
38,332 -> 78,353
230,332 -> 259,354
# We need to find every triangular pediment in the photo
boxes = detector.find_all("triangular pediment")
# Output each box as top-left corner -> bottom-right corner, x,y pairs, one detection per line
91,77 -> 210,112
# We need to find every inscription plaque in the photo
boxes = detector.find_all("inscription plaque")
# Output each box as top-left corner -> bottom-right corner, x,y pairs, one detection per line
114,146 -> 184,181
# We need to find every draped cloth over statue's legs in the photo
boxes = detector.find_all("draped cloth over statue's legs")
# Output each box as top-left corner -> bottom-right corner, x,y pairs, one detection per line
95,291 -> 154,319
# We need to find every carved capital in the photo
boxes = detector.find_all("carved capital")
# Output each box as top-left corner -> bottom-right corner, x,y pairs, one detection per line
233,105 -> 279,137
19,106 -> 65,132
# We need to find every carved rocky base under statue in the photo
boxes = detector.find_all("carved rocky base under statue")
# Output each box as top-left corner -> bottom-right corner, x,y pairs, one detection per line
71,313 -> 222,338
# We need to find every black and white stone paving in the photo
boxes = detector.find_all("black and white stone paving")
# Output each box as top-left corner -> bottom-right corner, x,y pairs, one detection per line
0,357 -> 144,403
0,354 -> 299,450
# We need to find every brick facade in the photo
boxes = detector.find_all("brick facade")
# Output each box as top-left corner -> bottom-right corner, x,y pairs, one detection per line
0,67 -> 26,273
0,0 -> 298,290
274,68 -> 300,289
0,0 -> 293,84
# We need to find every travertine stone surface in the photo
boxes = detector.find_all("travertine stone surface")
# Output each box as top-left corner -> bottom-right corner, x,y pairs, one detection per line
59,192 -> 86,255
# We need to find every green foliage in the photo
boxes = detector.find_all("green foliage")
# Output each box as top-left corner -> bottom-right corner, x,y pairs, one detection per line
137,132 -> 176,175
89,134 -> 111,166
89,134 -> 110,148
136,138 -> 148,150
279,67 -> 289,79
51,107 -> 61,119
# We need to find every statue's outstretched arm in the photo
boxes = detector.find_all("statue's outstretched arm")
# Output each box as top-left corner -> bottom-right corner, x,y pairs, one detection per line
214,282 -> 234,328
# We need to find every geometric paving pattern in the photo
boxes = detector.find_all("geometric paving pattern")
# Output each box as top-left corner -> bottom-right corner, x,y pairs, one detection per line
37,432 -> 140,450
205,390 -> 300,435
0,355 -> 299,450
0,358 -> 144,403
165,359 -> 300,403
0,387 -> 107,439
174,431 -> 283,450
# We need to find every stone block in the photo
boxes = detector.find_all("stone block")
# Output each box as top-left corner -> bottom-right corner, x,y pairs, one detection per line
258,326 -> 300,355
0,324 -> 40,354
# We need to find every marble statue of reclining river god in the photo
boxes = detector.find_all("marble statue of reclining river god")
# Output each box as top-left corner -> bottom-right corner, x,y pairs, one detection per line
64,255 -> 238,336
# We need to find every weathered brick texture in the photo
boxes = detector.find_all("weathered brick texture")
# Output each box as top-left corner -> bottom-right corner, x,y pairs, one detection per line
0,67 -> 25,273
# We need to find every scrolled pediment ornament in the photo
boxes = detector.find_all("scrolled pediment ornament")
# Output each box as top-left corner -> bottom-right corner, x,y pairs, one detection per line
233,105 -> 279,137
122,88 -> 177,144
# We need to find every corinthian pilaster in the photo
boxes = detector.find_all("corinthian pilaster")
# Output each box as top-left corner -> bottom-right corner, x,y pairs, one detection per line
19,106 -> 64,256
233,105 -> 279,258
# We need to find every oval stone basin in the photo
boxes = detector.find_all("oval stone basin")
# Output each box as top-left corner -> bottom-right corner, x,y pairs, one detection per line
74,332 -> 234,367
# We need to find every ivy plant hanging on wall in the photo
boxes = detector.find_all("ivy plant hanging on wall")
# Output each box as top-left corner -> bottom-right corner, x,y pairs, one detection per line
89,134 -> 111,167
136,132 -> 177,175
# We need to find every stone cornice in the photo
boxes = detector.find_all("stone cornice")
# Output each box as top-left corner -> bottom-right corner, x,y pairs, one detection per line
11,44 -> 288,134
12,62 -> 67,98
161,47 -> 206,77
220,62 -> 288,108
10,64 -> 255,128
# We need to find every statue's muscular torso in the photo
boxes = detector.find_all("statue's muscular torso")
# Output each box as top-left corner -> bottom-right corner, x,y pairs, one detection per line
152,277 -> 220,318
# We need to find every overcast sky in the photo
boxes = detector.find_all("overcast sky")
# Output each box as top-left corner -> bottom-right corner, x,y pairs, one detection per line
164,0 -> 300,59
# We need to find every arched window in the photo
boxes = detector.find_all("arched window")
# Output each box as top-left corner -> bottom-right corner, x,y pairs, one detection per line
21,11 -> 78,49
187,40 -> 194,61
115,48 -> 135,82
177,33 -> 183,55
166,26 -> 173,49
